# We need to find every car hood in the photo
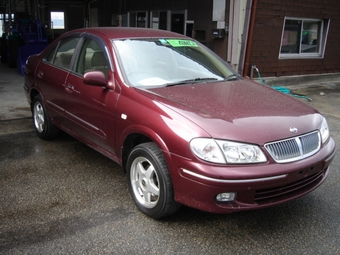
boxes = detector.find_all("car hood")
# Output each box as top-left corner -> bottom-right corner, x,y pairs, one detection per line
144,80 -> 320,144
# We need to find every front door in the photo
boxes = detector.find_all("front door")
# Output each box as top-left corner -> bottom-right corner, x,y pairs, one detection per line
64,37 -> 118,155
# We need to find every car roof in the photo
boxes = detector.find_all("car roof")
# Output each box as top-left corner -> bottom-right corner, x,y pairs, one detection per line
68,27 -> 188,40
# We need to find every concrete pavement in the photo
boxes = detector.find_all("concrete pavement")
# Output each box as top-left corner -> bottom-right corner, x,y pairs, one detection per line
0,63 -> 30,120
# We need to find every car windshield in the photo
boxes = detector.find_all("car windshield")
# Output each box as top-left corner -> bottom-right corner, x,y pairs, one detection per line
112,38 -> 237,88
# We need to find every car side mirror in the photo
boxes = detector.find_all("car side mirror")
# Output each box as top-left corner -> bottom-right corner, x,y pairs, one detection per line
83,71 -> 109,87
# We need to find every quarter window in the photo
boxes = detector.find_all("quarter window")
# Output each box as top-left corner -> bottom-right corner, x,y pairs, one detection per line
279,17 -> 330,59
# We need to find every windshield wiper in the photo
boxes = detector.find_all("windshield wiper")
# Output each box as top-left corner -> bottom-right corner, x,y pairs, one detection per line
165,77 -> 219,87
224,74 -> 239,81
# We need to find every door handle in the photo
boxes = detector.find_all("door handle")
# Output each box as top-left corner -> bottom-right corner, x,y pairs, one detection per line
67,84 -> 74,90
37,70 -> 44,79
65,84 -> 74,93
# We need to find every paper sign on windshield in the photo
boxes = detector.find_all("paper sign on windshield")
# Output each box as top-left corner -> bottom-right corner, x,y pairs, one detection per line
166,39 -> 198,47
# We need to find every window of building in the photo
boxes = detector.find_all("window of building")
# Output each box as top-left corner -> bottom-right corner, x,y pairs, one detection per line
0,14 -> 4,36
51,11 -> 65,29
0,14 -> 15,37
279,17 -> 330,59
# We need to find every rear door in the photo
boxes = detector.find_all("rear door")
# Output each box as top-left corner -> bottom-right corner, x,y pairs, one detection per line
36,36 -> 81,127
64,35 -> 119,155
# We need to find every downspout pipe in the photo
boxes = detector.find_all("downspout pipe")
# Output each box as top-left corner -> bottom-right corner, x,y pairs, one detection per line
243,0 -> 258,77
88,0 -> 98,27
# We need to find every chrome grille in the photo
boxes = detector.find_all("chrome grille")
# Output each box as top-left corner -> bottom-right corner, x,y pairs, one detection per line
265,131 -> 320,163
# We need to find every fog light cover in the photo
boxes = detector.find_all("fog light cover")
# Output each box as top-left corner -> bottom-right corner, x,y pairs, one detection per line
216,192 -> 236,202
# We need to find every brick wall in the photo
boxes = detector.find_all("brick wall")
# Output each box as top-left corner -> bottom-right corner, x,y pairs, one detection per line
250,0 -> 340,77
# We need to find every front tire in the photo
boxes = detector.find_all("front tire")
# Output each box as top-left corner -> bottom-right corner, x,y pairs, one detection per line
32,95 -> 59,140
127,142 -> 181,219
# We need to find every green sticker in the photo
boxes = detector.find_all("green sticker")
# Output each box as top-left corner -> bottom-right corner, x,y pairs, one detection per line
166,39 -> 197,47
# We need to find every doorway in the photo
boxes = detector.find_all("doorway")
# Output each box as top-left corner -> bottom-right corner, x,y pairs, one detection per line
171,13 -> 185,34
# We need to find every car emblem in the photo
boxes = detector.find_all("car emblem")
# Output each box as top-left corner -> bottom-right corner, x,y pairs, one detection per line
289,126 -> 298,133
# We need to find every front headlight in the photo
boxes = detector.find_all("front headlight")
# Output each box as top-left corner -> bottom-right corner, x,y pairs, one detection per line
190,138 -> 267,164
190,138 -> 225,163
320,117 -> 330,144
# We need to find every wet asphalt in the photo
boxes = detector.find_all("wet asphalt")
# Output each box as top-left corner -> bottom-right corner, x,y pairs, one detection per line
0,63 -> 339,254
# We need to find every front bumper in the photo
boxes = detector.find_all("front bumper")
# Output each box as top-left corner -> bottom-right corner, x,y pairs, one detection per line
171,137 -> 336,214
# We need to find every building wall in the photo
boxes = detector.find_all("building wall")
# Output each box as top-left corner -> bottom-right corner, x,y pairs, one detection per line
249,0 -> 340,77
187,1 -> 229,61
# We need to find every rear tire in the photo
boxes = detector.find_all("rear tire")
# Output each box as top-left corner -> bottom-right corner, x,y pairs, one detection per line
32,95 -> 59,140
127,142 -> 181,219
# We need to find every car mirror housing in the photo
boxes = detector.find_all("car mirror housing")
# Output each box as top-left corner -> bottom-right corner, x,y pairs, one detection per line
83,71 -> 109,88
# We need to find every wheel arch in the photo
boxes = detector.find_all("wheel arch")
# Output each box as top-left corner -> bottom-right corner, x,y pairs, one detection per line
121,126 -> 171,174
29,88 -> 42,110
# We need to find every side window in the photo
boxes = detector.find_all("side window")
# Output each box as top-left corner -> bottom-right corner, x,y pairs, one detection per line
46,37 -> 80,69
75,38 -> 109,78
45,44 -> 57,63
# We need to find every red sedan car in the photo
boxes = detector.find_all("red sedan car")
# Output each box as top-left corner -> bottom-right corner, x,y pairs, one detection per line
24,27 -> 336,219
